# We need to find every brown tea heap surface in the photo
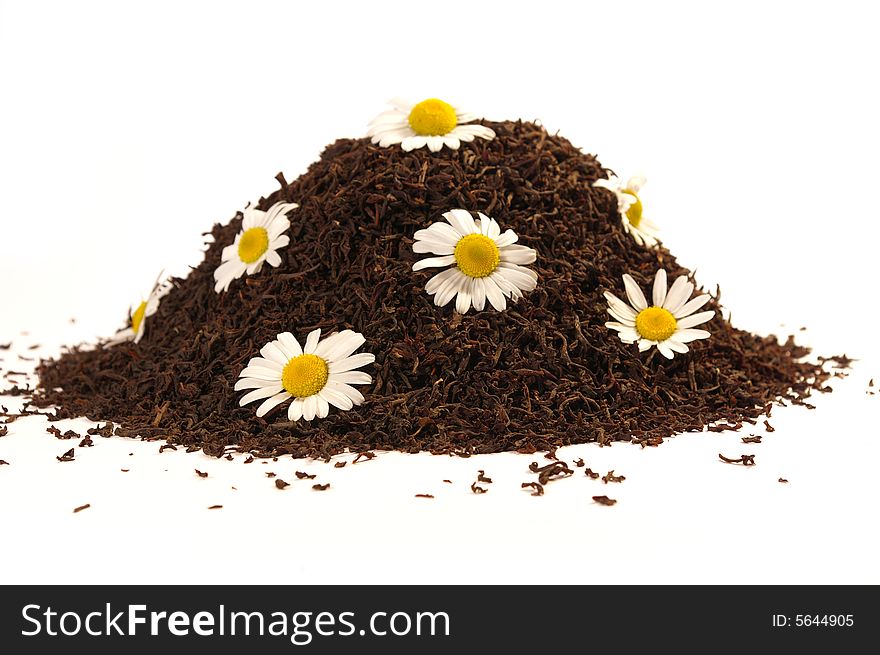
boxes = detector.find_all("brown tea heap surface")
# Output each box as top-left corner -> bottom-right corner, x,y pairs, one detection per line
34,121 -> 832,457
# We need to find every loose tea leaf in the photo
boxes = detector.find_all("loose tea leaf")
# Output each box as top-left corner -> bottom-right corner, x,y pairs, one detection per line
718,453 -> 756,466
195,469 -> 208,478
274,479 -> 290,490
778,477 -> 789,483
741,436 -> 762,444
333,461 -> 347,468
0,459 -> 9,465
159,444 -> 177,453
573,458 -> 585,467
30,121 -> 839,459
312,483 -> 330,491
477,470 -> 493,484
521,482 -> 544,496
584,468 -> 600,479
592,495 -> 617,506
73,503 -> 91,513
471,482 -> 487,494
295,471 -> 316,479
265,472 -> 276,478
602,470 -> 626,483
415,493 -> 434,498
208,505 -> 223,509
56,448 -> 75,462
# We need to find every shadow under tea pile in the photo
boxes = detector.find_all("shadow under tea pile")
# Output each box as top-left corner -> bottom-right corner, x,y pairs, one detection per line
35,121 -> 831,457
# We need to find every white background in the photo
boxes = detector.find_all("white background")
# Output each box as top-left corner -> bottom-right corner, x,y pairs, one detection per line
1,0 -> 878,584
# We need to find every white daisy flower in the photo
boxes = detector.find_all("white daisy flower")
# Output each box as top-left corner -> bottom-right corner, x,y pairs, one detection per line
213,200 -> 299,293
604,269 -> 714,359
367,98 -> 495,153
593,175 -> 659,246
235,329 -> 375,422
412,209 -> 538,314
108,275 -> 172,345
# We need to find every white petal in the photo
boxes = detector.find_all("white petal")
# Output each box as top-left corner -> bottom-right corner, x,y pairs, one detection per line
455,286 -> 472,314
412,255 -> 456,271
662,276 -> 694,314
652,269 -> 667,307
657,342 -> 675,359
499,244 -> 536,265
451,124 -> 495,140
638,339 -> 653,352
493,230 -> 518,248
434,270 -> 467,307
246,356 -> 283,370
607,306 -> 637,326
240,385 -> 285,406
666,339 -> 689,354
496,263 -> 538,291
604,292 -> 638,321
471,278 -> 486,311
419,222 -> 462,245
627,176 -> 647,193
242,208 -> 260,230
319,387 -> 353,411
328,352 -> 375,374
304,328 -> 321,354
235,377 -> 282,391
288,399 -> 304,421
592,178 -> 619,191
427,136 -> 444,152
260,342 -> 289,366
673,294 -> 711,319
265,250 -> 282,267
618,327 -> 640,343
483,275 -> 507,311
238,366 -> 283,381
443,135 -> 461,150
302,395 -> 318,421
326,381 -> 365,405
329,371 -> 372,385
255,391 -> 291,417
276,332 -> 303,358
315,396 -> 330,419
676,311 -> 714,329
413,240 -> 455,255
444,209 -> 477,236
425,268 -> 459,294
675,328 -> 712,343
402,136 -> 427,151
622,274 -> 648,311
245,260 -> 264,276
317,331 -> 366,362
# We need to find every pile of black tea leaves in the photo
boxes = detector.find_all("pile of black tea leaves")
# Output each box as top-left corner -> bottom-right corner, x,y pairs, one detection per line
33,121 -> 835,458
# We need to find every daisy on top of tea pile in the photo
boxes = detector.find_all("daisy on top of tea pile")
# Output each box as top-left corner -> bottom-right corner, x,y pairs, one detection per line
412,209 -> 537,314
605,269 -> 714,359
593,175 -> 659,247
368,98 -> 495,152
107,274 -> 172,345
213,200 -> 298,293
236,329 -> 374,422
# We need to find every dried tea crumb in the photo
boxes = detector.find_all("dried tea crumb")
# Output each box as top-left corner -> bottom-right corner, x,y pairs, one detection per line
573,458 -> 585,467
266,472 -> 276,478
120,469 -> 129,473
415,493 -> 434,498
778,477 -> 789,483
275,479 -> 290,490
244,455 -> 254,464
333,461 -> 346,468
584,468 -> 600,479
763,420 -> 775,433
742,436 -> 762,444
159,444 -> 177,453
195,469 -> 208,478
477,470 -> 493,484
0,459 -> 9,465
592,495 -> 617,506
78,435 -> 94,448
73,503 -> 91,513
312,483 -> 330,491
719,453 -> 756,466
295,471 -> 316,480
353,452 -> 376,464
442,479 -> 452,484
207,505 -> 223,510
470,482 -> 487,494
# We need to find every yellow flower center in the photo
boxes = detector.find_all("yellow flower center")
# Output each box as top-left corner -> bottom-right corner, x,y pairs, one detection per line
454,233 -> 500,278
635,306 -> 677,342
238,227 -> 269,264
624,191 -> 643,228
131,301 -> 148,335
408,98 -> 458,136
281,354 -> 329,398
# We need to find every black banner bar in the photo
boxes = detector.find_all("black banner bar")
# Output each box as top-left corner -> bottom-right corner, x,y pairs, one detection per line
0,585 -> 873,652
